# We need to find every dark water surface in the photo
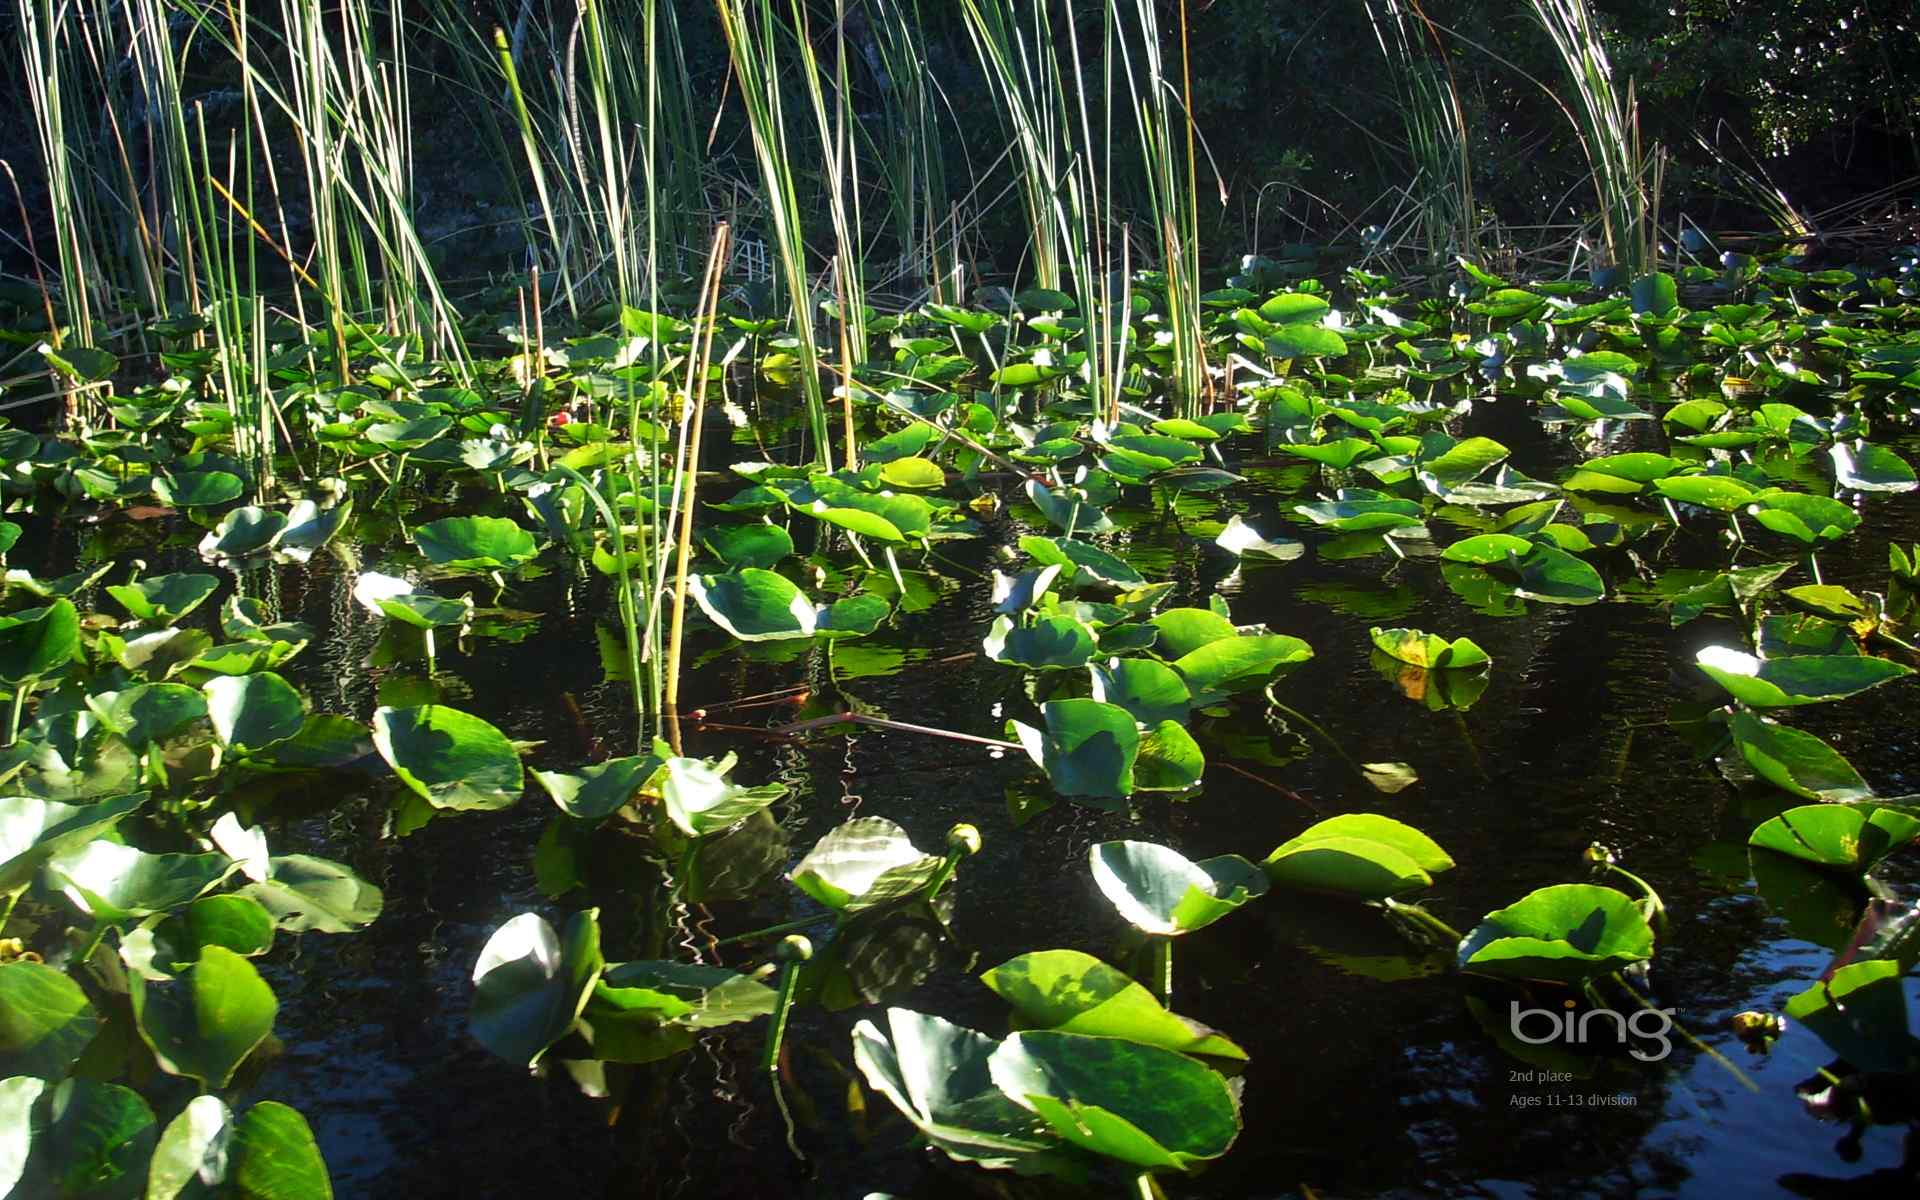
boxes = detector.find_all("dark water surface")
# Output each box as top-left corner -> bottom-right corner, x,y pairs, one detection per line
18,411 -> 1920,1200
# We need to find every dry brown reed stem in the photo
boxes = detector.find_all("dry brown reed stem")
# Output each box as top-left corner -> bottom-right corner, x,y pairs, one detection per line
665,222 -> 733,727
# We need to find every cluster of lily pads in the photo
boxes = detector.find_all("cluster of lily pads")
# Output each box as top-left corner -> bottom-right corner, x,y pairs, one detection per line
3,241 -> 1920,1192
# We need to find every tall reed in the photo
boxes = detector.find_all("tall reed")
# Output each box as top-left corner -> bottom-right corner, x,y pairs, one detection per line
714,0 -> 832,468
1527,0 -> 1657,276
1365,0 -> 1477,263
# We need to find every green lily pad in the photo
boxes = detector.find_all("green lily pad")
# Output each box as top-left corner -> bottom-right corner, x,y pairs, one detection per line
1214,516 -> 1304,561
1368,627 -> 1491,670
0,600 -> 79,685
0,793 -> 148,893
147,1096 -> 334,1200
44,842 -> 228,922
702,521 -> 795,569
1782,960 -> 1920,1073
1172,633 -> 1313,699
106,574 -> 219,625
1695,646 -> 1911,707
411,516 -> 539,571
789,816 -> 944,913
1728,711 -> 1874,802
1749,804 -> 1920,874
982,949 -> 1244,1059
238,854 -> 383,933
850,1008 -> 1065,1173
1090,658 -> 1191,725
4,1075 -> 155,1200
352,572 -> 472,628
1009,700 -> 1140,800
531,754 -> 661,822
470,909 -> 603,1067
373,704 -> 524,810
203,672 -> 305,752
197,506 -> 288,562
0,962 -> 99,1080
987,1029 -> 1240,1171
651,753 -> 786,837
1457,884 -> 1656,987
690,569 -> 817,641
83,685 -> 207,750
983,615 -> 1097,670
131,946 -> 277,1089
1089,841 -> 1267,935
1261,813 -> 1454,900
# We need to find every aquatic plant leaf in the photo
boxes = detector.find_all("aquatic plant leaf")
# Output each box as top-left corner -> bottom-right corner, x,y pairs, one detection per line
410,515 -> 539,571
1695,646 -> 1911,707
272,500 -> 350,564
689,569 -> 816,641
1782,960 -> 1920,1073
1023,481 -> 1113,536
352,572 -> 471,628
816,594 -> 891,639
3,1075 -> 155,1200
652,754 -> 786,837
1262,813 -> 1454,900
197,507 -> 288,563
1368,627 -> 1490,670
1278,439 -> 1379,470
987,1030 -> 1240,1170
1292,493 -> 1425,533
1019,537 -> 1149,588
0,962 -> 99,1080
1653,474 -> 1759,512
983,615 -> 1096,670
0,600 -> 79,684
1728,712 -> 1874,802
1440,534 -> 1532,564
470,910 -> 603,1068
1172,634 -> 1313,699
1090,658 -> 1190,725
790,816 -> 943,913
83,684 -> 206,750
702,521 -> 794,569
44,843 -> 228,922
877,457 -> 946,490
981,949 -> 1245,1059
373,704 -> 523,810
1009,700 -> 1139,800
1213,516 -> 1304,561
238,855 -> 382,933
991,566 -> 1062,615
153,470 -> 245,508
1830,441 -> 1917,493
1147,608 -> 1237,658
1258,292 -> 1332,324
1457,884 -> 1655,986
531,754 -> 661,821
1264,323 -> 1347,359
131,946 -> 277,1089
1749,805 -> 1920,874
148,1096 -> 333,1200
1089,841 -> 1266,935
106,573 -> 219,625
850,1009 -> 1064,1172
1135,721 -> 1206,792
203,673 -> 305,753
1746,490 -> 1860,544
0,793 -> 146,892
592,961 -> 776,1033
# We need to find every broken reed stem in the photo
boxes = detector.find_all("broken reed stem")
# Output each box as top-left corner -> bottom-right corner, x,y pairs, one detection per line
775,710 -> 1020,751
665,222 -> 733,725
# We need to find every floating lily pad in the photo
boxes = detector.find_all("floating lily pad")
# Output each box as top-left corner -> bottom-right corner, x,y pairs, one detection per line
1369,627 -> 1490,670
411,515 -> 539,571
652,753 -> 786,837
789,816 -> 944,913
131,946 -> 277,1089
106,573 -> 219,625
1749,804 -> 1920,874
983,614 -> 1097,670
1457,884 -> 1655,987
373,704 -> 524,810
1262,813 -> 1454,900
1695,646 -> 1911,707
1009,700 -> 1139,800
690,569 -> 816,641
982,949 -> 1244,1059
470,909 -> 603,1067
1089,841 -> 1267,935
